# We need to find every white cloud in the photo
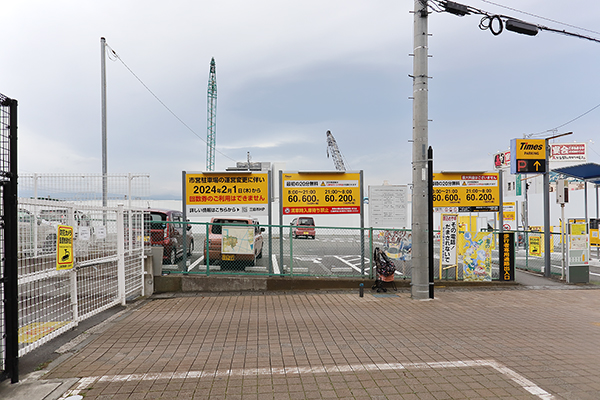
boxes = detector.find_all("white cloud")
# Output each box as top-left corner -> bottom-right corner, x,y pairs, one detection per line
2,0 -> 599,200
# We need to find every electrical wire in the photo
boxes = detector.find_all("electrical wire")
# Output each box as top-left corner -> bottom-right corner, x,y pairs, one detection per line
104,42 -> 236,163
479,15 -> 503,35
526,101 -> 600,137
426,1 -> 600,139
428,0 -> 600,43
479,0 -> 600,36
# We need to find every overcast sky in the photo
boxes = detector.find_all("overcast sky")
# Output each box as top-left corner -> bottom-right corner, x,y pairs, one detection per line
2,0 -> 600,199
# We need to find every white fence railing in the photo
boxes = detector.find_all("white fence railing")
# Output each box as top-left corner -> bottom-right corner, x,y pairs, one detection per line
16,198 -> 146,356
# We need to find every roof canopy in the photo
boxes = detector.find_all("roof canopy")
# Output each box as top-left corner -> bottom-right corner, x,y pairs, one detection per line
553,163 -> 600,185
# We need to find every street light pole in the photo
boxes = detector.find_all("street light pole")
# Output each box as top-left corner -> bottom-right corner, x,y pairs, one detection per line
101,37 -> 108,209
411,0 -> 430,300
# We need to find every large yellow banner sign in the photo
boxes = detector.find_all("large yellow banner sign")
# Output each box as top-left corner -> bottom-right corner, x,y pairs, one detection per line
433,172 -> 499,212
281,172 -> 361,215
185,172 -> 269,216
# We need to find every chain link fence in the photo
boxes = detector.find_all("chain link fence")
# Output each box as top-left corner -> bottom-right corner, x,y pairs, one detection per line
16,198 -> 146,358
155,222 -> 567,282
512,230 -> 564,275
18,173 -> 150,207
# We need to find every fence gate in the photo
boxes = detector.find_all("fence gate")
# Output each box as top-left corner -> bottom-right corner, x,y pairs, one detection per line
0,93 -> 18,383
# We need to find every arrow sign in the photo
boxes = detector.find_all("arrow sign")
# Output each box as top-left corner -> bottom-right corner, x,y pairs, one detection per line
515,159 -> 546,174
510,138 -> 547,174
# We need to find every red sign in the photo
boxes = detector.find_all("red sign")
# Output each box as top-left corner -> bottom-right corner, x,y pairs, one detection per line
494,151 -> 511,169
550,143 -> 586,162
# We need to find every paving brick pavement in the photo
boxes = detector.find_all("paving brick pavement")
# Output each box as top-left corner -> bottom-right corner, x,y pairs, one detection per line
22,285 -> 598,400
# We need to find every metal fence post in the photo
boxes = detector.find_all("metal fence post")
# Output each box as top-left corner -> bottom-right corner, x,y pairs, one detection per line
525,230 -> 529,271
71,268 -> 79,325
369,227 -> 374,279
289,225 -> 293,276
117,204 -> 126,305
205,222 -> 210,276
2,95 -> 19,383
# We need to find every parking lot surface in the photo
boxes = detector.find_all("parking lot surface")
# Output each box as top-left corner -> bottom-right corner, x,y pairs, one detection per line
3,275 -> 600,399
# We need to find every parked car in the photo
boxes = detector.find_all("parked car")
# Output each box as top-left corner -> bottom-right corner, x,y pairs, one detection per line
18,208 -> 36,257
144,209 -> 193,265
290,216 -> 316,239
204,217 -> 264,268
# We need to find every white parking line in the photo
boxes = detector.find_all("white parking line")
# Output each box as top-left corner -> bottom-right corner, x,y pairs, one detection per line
271,254 -> 280,275
58,359 -> 554,400
188,257 -> 203,271
334,255 -> 362,273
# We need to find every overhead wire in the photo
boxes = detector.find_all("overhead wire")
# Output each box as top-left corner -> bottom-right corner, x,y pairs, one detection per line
525,102 -> 600,138
479,0 -> 600,36
427,0 -> 600,43
104,42 -> 236,163
426,1 -> 600,138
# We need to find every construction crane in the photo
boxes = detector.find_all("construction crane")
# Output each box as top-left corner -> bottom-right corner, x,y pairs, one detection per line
206,57 -> 217,171
326,130 -> 347,171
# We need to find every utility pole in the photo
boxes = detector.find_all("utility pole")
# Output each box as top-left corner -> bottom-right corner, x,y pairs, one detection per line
411,0 -> 430,300
101,37 -> 107,208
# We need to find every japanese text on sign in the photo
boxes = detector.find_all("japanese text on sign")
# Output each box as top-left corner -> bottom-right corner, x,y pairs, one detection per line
281,172 -> 361,215
56,225 -> 74,270
440,214 -> 458,267
500,232 -> 515,281
185,172 -> 269,216
432,173 -> 499,212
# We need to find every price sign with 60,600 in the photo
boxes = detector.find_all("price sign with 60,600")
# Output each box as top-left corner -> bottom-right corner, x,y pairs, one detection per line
281,172 -> 361,215
432,172 -> 499,212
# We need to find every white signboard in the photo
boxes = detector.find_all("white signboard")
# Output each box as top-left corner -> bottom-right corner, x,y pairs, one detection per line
78,226 -> 91,241
440,214 -> 458,266
368,185 -> 408,228
550,143 -> 587,162
94,226 -> 107,240
501,202 -> 516,231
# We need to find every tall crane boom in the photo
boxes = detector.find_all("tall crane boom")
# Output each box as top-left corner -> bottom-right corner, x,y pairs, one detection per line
325,130 -> 347,171
206,57 -> 217,171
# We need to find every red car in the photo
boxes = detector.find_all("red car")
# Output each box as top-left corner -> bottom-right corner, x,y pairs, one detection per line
291,216 -> 316,239
144,209 -> 193,264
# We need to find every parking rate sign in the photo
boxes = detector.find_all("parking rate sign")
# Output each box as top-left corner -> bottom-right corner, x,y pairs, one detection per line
281,172 -> 361,215
185,172 -> 269,216
432,172 -> 499,212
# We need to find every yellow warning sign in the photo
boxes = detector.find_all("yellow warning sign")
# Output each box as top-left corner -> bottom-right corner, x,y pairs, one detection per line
529,235 -> 543,257
56,225 -> 74,270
